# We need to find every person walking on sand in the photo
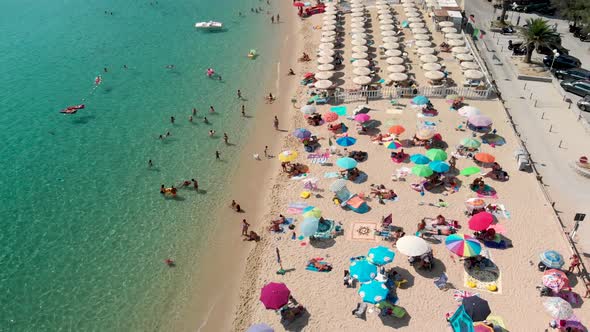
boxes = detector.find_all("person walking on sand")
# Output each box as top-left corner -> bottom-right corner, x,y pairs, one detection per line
223,132 -> 229,144
568,255 -> 580,273
242,219 -> 250,236
264,145 -> 269,158
215,150 -> 221,159
271,15 -> 274,23
276,13 -> 280,22
273,116 -> 279,130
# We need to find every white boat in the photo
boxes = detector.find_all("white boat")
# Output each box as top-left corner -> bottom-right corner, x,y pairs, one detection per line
195,21 -> 223,30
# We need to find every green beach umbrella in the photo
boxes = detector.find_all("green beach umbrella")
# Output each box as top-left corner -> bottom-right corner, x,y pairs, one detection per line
425,148 -> 447,161
412,165 -> 434,177
460,166 -> 481,176
460,137 -> 481,149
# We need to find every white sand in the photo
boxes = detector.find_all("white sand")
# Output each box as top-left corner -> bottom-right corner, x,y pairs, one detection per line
232,5 -> 590,332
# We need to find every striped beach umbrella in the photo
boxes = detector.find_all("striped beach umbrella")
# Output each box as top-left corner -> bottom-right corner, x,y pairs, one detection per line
367,246 -> 396,265
539,250 -> 565,269
446,234 -> 482,257
359,280 -> 389,304
387,141 -> 402,149
350,259 -> 378,282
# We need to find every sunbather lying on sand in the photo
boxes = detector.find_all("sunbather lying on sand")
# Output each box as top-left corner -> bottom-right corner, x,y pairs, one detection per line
308,258 -> 332,271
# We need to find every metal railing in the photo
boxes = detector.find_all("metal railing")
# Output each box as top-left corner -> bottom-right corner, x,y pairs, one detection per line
333,86 -> 493,103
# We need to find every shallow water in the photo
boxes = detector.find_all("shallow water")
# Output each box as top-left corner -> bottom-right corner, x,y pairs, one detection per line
0,0 -> 279,330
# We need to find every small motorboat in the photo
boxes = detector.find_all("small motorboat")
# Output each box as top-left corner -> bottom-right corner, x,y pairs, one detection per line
195,21 -> 223,30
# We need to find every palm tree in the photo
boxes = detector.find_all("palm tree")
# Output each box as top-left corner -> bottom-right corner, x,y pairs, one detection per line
500,0 -> 511,24
518,18 -> 559,63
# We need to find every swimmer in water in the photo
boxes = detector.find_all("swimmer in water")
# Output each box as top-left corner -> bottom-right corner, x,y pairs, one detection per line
164,259 -> 175,267
192,178 -> 198,191
203,117 -> 209,124
170,116 -> 175,124
209,106 -> 215,113
209,130 -> 215,136
192,108 -> 197,116
223,132 -> 229,144
189,115 -> 193,122
149,160 -> 153,167
165,64 -> 175,69
160,185 -> 165,194
241,105 -> 246,117
166,132 -> 171,137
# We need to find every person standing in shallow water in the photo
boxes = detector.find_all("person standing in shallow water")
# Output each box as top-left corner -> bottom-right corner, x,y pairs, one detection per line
215,150 -> 220,159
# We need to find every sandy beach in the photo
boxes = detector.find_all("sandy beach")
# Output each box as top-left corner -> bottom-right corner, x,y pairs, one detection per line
229,2 -> 590,332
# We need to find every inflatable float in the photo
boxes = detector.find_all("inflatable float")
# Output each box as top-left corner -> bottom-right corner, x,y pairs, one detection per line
247,49 -> 258,59
60,104 -> 85,114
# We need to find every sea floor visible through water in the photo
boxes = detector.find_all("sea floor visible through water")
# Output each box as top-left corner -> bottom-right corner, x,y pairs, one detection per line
0,0 -> 281,330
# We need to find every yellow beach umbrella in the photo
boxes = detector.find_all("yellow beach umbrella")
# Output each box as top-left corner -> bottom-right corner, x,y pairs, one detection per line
278,150 -> 298,162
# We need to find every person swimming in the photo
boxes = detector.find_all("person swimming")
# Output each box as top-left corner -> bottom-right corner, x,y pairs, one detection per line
164,259 -> 175,267
165,64 -> 175,69
209,130 -> 215,136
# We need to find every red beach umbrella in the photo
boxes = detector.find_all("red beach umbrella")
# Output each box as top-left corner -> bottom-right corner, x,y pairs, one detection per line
468,212 -> 494,231
388,125 -> 405,135
475,153 -> 495,163
323,111 -> 339,122
260,282 -> 291,310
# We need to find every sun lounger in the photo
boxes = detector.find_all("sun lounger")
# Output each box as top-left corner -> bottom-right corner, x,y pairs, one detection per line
434,273 -> 450,290
335,188 -> 369,213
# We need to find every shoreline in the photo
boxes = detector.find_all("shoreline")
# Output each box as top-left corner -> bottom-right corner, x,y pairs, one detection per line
167,2 -> 303,331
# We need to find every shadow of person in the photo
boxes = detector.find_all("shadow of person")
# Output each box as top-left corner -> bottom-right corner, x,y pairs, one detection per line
282,310 -> 311,332
414,257 -> 446,279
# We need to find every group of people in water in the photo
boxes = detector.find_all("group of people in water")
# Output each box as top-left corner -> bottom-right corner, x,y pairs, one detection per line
159,179 -> 199,197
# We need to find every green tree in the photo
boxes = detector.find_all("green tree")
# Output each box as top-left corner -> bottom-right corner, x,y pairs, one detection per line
500,0 -> 511,24
550,0 -> 590,27
518,18 -> 559,63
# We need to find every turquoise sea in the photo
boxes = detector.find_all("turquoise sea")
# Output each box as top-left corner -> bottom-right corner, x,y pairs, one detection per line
0,0 -> 280,330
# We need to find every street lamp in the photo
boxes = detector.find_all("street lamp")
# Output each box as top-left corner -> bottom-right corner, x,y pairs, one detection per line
549,49 -> 559,71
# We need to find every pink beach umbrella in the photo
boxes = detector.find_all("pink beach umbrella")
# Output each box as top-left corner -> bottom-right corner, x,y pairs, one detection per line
354,113 -> 371,123
260,282 -> 291,310
468,212 -> 494,231
323,111 -> 339,122
468,115 -> 492,127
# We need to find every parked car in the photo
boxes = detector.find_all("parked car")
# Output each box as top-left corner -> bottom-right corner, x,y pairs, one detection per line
577,95 -> 590,112
501,26 -> 516,34
560,80 -> 590,97
519,2 -> 556,15
543,54 -> 581,70
536,43 -> 569,56
554,68 -> 590,81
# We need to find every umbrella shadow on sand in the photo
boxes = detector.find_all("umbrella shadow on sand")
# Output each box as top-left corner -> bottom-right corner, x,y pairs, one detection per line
380,311 -> 411,328
309,238 -> 336,249
282,311 -> 311,331
389,266 -> 416,289
414,257 -> 447,279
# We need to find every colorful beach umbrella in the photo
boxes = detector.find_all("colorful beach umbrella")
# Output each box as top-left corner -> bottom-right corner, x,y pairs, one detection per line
388,125 -> 405,135
300,217 -> 320,237
543,297 -> 573,320
302,206 -> 322,218
350,259 -> 378,282
475,153 -> 495,163
260,282 -> 291,310
354,113 -> 371,123
461,137 -> 481,149
278,150 -> 298,162
323,111 -> 339,122
300,105 -> 317,115
462,296 -> 491,322
445,234 -> 482,257
387,141 -> 402,149
425,148 -> 447,161
468,115 -> 493,127
396,235 -> 431,256
473,322 -> 494,332
336,136 -> 357,146
247,324 -> 275,332
359,280 -> 389,304
460,166 -> 481,176
468,212 -> 494,231
367,246 -> 396,265
539,250 -> 565,269
412,95 -> 430,106
429,160 -> 450,173
336,157 -> 358,169
410,154 -> 431,165
412,165 -> 434,177
543,269 -> 570,293
293,128 -> 311,139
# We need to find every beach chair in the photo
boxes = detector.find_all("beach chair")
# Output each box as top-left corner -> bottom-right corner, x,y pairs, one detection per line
381,214 -> 393,229
335,188 -> 369,213
434,273 -> 450,290
352,302 -> 367,319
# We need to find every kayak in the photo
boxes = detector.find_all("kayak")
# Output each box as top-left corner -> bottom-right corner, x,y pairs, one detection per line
60,104 -> 85,114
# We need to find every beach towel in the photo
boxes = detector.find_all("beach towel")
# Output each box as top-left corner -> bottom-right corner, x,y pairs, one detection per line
291,173 -> 308,180
286,202 -> 308,215
331,106 -> 347,116
270,218 -> 294,234
306,261 -> 332,272
324,172 -> 340,178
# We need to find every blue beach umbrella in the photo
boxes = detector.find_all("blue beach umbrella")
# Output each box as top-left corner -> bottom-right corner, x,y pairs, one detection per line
410,154 -> 431,165
350,259 -> 378,282
336,136 -> 357,146
539,250 -> 565,269
367,246 -> 396,265
300,217 -> 319,237
336,157 -> 358,169
429,160 -> 450,173
293,128 -> 311,139
359,280 -> 389,304
412,95 -> 430,106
